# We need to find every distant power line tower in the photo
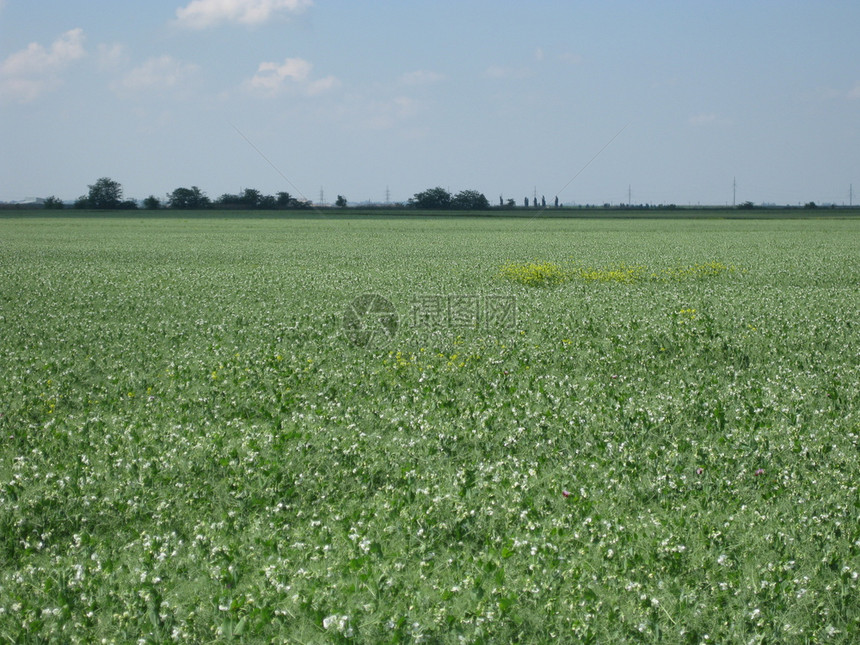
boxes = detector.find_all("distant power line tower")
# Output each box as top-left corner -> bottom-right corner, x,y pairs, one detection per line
733,177 -> 737,207
385,186 -> 390,205
319,187 -> 325,206
850,183 -> 854,207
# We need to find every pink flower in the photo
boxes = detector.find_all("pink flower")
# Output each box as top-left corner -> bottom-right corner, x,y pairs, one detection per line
754,468 -> 765,476
562,490 -> 571,498
696,467 -> 704,475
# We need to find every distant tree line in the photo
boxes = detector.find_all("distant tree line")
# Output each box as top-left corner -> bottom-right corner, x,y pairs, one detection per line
31,178 -> 852,212
60,178 -> 314,211
53,179 -> 497,211
167,187 -> 312,210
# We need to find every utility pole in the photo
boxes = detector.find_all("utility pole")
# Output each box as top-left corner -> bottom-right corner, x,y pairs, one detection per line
850,183 -> 854,207
733,177 -> 736,207
628,184 -> 632,206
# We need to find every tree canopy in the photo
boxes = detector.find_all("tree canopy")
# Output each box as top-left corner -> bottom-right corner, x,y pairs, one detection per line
452,189 -> 490,210
168,186 -> 211,209
43,196 -> 64,209
408,187 -> 489,210
409,187 -> 453,209
81,177 -> 123,209
214,189 -> 309,209
73,177 -> 136,209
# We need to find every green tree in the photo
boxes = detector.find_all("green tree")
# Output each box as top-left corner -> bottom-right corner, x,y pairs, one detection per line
168,186 -> 210,209
241,188 -> 262,208
335,195 -> 348,208
452,189 -> 490,210
143,195 -> 161,209
43,196 -> 64,209
87,177 -> 123,209
409,187 -> 453,209
217,192 -> 242,207
276,192 -> 294,208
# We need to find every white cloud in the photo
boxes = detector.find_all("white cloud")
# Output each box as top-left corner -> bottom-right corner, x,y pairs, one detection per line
306,75 -> 339,95
0,28 -> 86,102
246,57 -> 338,96
0,77 -> 45,104
1,28 -> 86,76
399,70 -> 446,86
175,0 -> 313,29
250,57 -> 311,90
118,55 -> 199,92
97,43 -> 126,71
534,47 -> 545,62
848,82 -> 860,100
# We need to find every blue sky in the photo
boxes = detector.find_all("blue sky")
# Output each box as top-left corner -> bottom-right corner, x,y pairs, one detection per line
1,0 -> 858,205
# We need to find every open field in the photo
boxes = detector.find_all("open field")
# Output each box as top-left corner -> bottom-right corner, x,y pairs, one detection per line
1,215 -> 859,643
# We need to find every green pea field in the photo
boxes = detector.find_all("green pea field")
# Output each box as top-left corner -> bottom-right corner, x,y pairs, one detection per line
1,213 -> 858,643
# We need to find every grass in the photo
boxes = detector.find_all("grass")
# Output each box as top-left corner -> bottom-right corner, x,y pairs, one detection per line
0,215 -> 859,643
